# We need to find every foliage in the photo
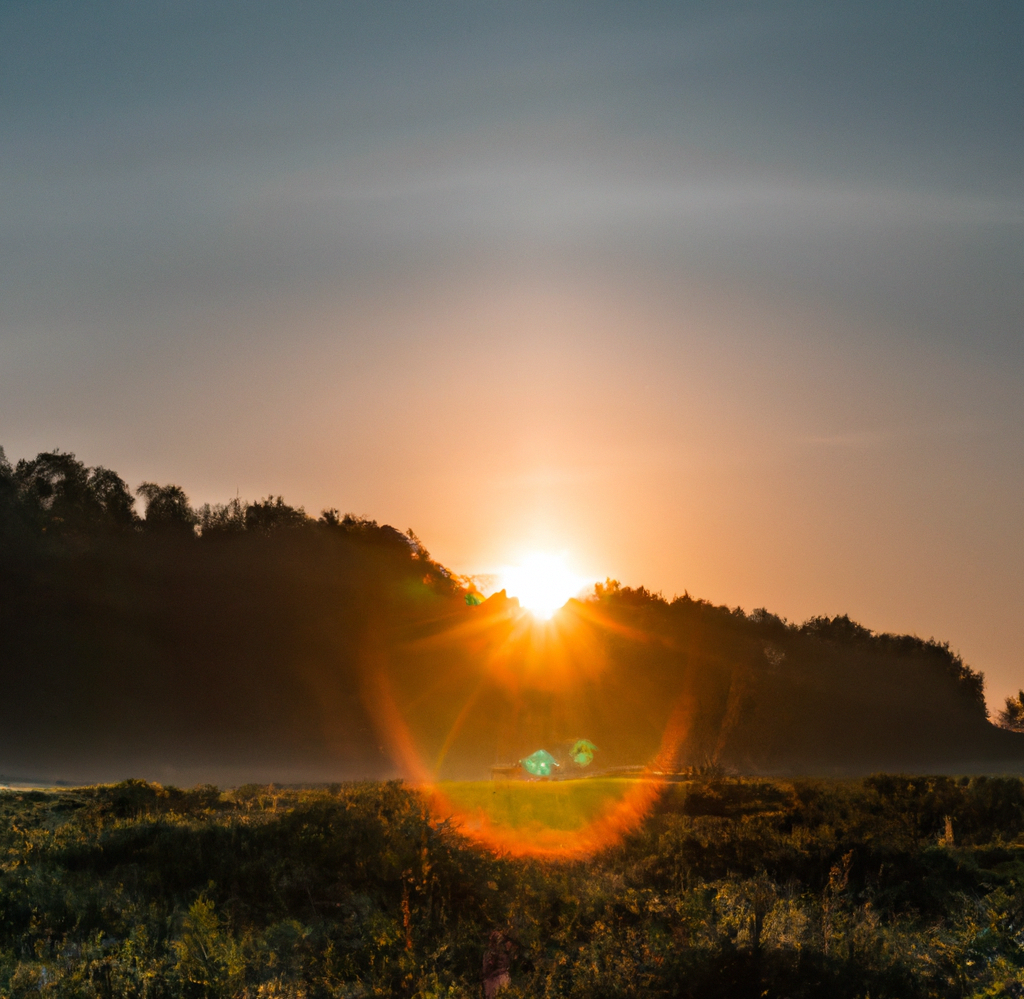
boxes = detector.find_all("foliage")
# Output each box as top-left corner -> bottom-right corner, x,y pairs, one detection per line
585,585 -> 1000,772
2,777 -> 1024,996
0,448 -> 460,782
137,483 -> 197,532
0,445 -> 1017,781
1000,692 -> 1024,733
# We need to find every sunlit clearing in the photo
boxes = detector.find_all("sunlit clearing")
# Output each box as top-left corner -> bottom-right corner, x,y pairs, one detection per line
498,553 -> 588,619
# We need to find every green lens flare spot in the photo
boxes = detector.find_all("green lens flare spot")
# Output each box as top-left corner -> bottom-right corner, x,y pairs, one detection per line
571,739 -> 597,766
520,749 -> 558,776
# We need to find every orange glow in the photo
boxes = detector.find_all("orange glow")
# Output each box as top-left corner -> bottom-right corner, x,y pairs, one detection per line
419,777 -> 667,859
418,690 -> 694,858
359,592 -> 698,859
496,552 -> 589,619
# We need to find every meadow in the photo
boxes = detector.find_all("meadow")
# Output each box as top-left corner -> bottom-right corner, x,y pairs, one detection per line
439,778 -> 635,833
2,775 -> 1024,998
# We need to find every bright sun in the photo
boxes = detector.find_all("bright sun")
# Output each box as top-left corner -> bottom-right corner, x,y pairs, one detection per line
498,553 -> 588,619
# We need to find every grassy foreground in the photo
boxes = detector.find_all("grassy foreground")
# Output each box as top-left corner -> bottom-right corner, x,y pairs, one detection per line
3,776 -> 1024,997
438,778 -> 635,832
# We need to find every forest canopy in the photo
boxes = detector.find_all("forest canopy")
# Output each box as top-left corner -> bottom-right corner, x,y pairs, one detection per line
0,447 -> 1018,785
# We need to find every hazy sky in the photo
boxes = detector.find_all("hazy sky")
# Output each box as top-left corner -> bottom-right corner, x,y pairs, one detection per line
2,2 -> 1022,706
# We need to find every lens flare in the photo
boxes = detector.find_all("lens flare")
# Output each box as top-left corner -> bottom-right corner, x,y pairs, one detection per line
498,552 -> 588,619
357,593 -> 699,861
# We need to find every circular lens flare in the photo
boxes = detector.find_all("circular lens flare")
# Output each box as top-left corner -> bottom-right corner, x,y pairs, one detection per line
359,586 -> 698,860
498,553 -> 588,619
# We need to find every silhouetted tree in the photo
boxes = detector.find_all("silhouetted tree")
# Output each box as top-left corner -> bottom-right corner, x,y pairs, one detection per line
137,482 -> 196,531
0,446 -> 14,505
86,466 -> 137,528
319,507 -> 342,527
196,497 -> 247,535
14,451 -> 114,532
244,495 -> 309,533
800,614 -> 873,644
0,450 -> 136,535
999,690 -> 1024,731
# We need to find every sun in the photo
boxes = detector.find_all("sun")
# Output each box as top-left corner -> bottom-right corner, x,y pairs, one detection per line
498,552 -> 588,619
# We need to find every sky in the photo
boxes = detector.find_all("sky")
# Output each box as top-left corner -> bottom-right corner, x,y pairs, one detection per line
2,2 -> 1022,707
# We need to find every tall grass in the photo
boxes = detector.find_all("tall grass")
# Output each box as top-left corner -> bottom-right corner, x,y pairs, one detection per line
1,776 -> 1024,997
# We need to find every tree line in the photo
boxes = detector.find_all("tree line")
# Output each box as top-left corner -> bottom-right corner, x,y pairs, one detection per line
0,446 -> 434,544
0,445 -> 1019,783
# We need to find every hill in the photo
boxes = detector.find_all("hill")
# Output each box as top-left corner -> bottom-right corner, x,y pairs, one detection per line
0,446 -> 1021,783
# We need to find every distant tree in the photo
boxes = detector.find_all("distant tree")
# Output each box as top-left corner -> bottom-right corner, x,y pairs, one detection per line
593,579 -> 621,600
801,614 -> 874,644
800,614 -> 986,716
999,691 -> 1024,732
0,447 -> 18,536
923,641 -> 986,716
137,482 -> 196,531
87,466 -> 137,528
244,496 -> 309,533
342,513 -> 378,531
13,450 -> 113,532
3,451 -> 137,533
0,446 -> 13,496
750,607 -> 787,628
405,528 -> 427,558
196,498 -> 247,535
319,508 -> 342,527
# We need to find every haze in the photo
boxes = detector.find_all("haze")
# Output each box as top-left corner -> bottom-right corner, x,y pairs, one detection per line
2,3 -> 1021,708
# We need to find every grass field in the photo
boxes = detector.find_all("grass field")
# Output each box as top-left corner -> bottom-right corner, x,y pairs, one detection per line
6,776 -> 1024,996
437,777 -> 636,831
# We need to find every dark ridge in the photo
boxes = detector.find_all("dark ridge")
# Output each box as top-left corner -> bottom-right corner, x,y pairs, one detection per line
0,446 -> 1021,782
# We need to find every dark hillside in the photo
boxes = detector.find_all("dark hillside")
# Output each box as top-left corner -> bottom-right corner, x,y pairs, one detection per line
0,449 -> 459,783
588,587 -> 1017,774
0,447 -> 1020,782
